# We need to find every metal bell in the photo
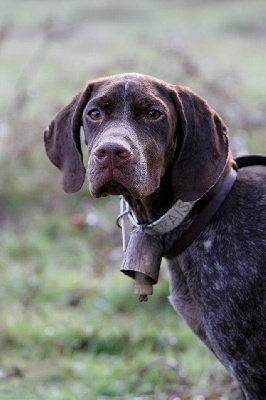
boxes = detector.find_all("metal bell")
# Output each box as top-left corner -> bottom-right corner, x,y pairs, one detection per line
120,228 -> 164,301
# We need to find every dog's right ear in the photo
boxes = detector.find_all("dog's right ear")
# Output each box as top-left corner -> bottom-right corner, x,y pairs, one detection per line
44,84 -> 93,193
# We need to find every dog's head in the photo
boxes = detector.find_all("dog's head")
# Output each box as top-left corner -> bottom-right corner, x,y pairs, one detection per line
44,73 -> 229,202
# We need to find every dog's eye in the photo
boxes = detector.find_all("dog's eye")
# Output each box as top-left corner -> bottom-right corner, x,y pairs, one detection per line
88,109 -> 102,120
146,109 -> 162,120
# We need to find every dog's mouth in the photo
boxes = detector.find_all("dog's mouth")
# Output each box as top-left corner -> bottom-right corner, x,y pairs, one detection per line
88,162 -> 156,199
99,180 -> 129,197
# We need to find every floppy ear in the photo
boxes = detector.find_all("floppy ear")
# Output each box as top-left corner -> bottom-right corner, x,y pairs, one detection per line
44,84 -> 93,193
170,86 -> 229,202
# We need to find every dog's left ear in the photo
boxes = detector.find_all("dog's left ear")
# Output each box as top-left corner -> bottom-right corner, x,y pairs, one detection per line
44,83 -> 93,193
170,86 -> 229,202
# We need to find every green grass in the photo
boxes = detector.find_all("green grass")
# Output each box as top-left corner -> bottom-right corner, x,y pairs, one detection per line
0,227 -> 226,400
0,0 -> 265,398
0,214 -> 230,399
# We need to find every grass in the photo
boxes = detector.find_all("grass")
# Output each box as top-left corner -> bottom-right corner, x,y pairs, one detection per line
1,225 -> 227,400
0,0 -> 265,398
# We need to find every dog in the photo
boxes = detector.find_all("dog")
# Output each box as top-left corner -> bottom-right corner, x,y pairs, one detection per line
44,73 -> 266,399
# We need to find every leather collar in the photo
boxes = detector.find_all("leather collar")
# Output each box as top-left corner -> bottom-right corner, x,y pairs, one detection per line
163,168 -> 237,258
117,168 -> 237,257
117,154 -> 266,259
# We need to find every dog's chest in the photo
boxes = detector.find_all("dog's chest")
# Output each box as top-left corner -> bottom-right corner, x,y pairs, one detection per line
166,226 -> 234,338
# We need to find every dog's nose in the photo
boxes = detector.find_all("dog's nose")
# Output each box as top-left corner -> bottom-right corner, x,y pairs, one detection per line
93,142 -> 132,168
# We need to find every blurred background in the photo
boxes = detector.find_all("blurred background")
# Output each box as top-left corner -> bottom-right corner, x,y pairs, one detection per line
0,0 -> 265,399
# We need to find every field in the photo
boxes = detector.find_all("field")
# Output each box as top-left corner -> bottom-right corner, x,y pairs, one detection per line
0,0 -> 265,399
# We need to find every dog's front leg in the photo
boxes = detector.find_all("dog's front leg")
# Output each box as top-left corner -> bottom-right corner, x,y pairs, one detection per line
167,258 -> 212,348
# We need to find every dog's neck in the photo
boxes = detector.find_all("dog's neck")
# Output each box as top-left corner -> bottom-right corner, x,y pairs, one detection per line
118,159 -> 235,257
123,159 -> 232,227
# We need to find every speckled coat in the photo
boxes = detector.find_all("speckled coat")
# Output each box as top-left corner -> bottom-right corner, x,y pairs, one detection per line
44,73 -> 266,399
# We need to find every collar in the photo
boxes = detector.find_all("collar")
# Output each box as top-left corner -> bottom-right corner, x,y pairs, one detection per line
117,168 -> 237,255
163,168 -> 237,258
117,196 -> 194,251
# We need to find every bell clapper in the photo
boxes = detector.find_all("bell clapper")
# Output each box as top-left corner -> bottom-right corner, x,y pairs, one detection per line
134,272 -> 153,302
